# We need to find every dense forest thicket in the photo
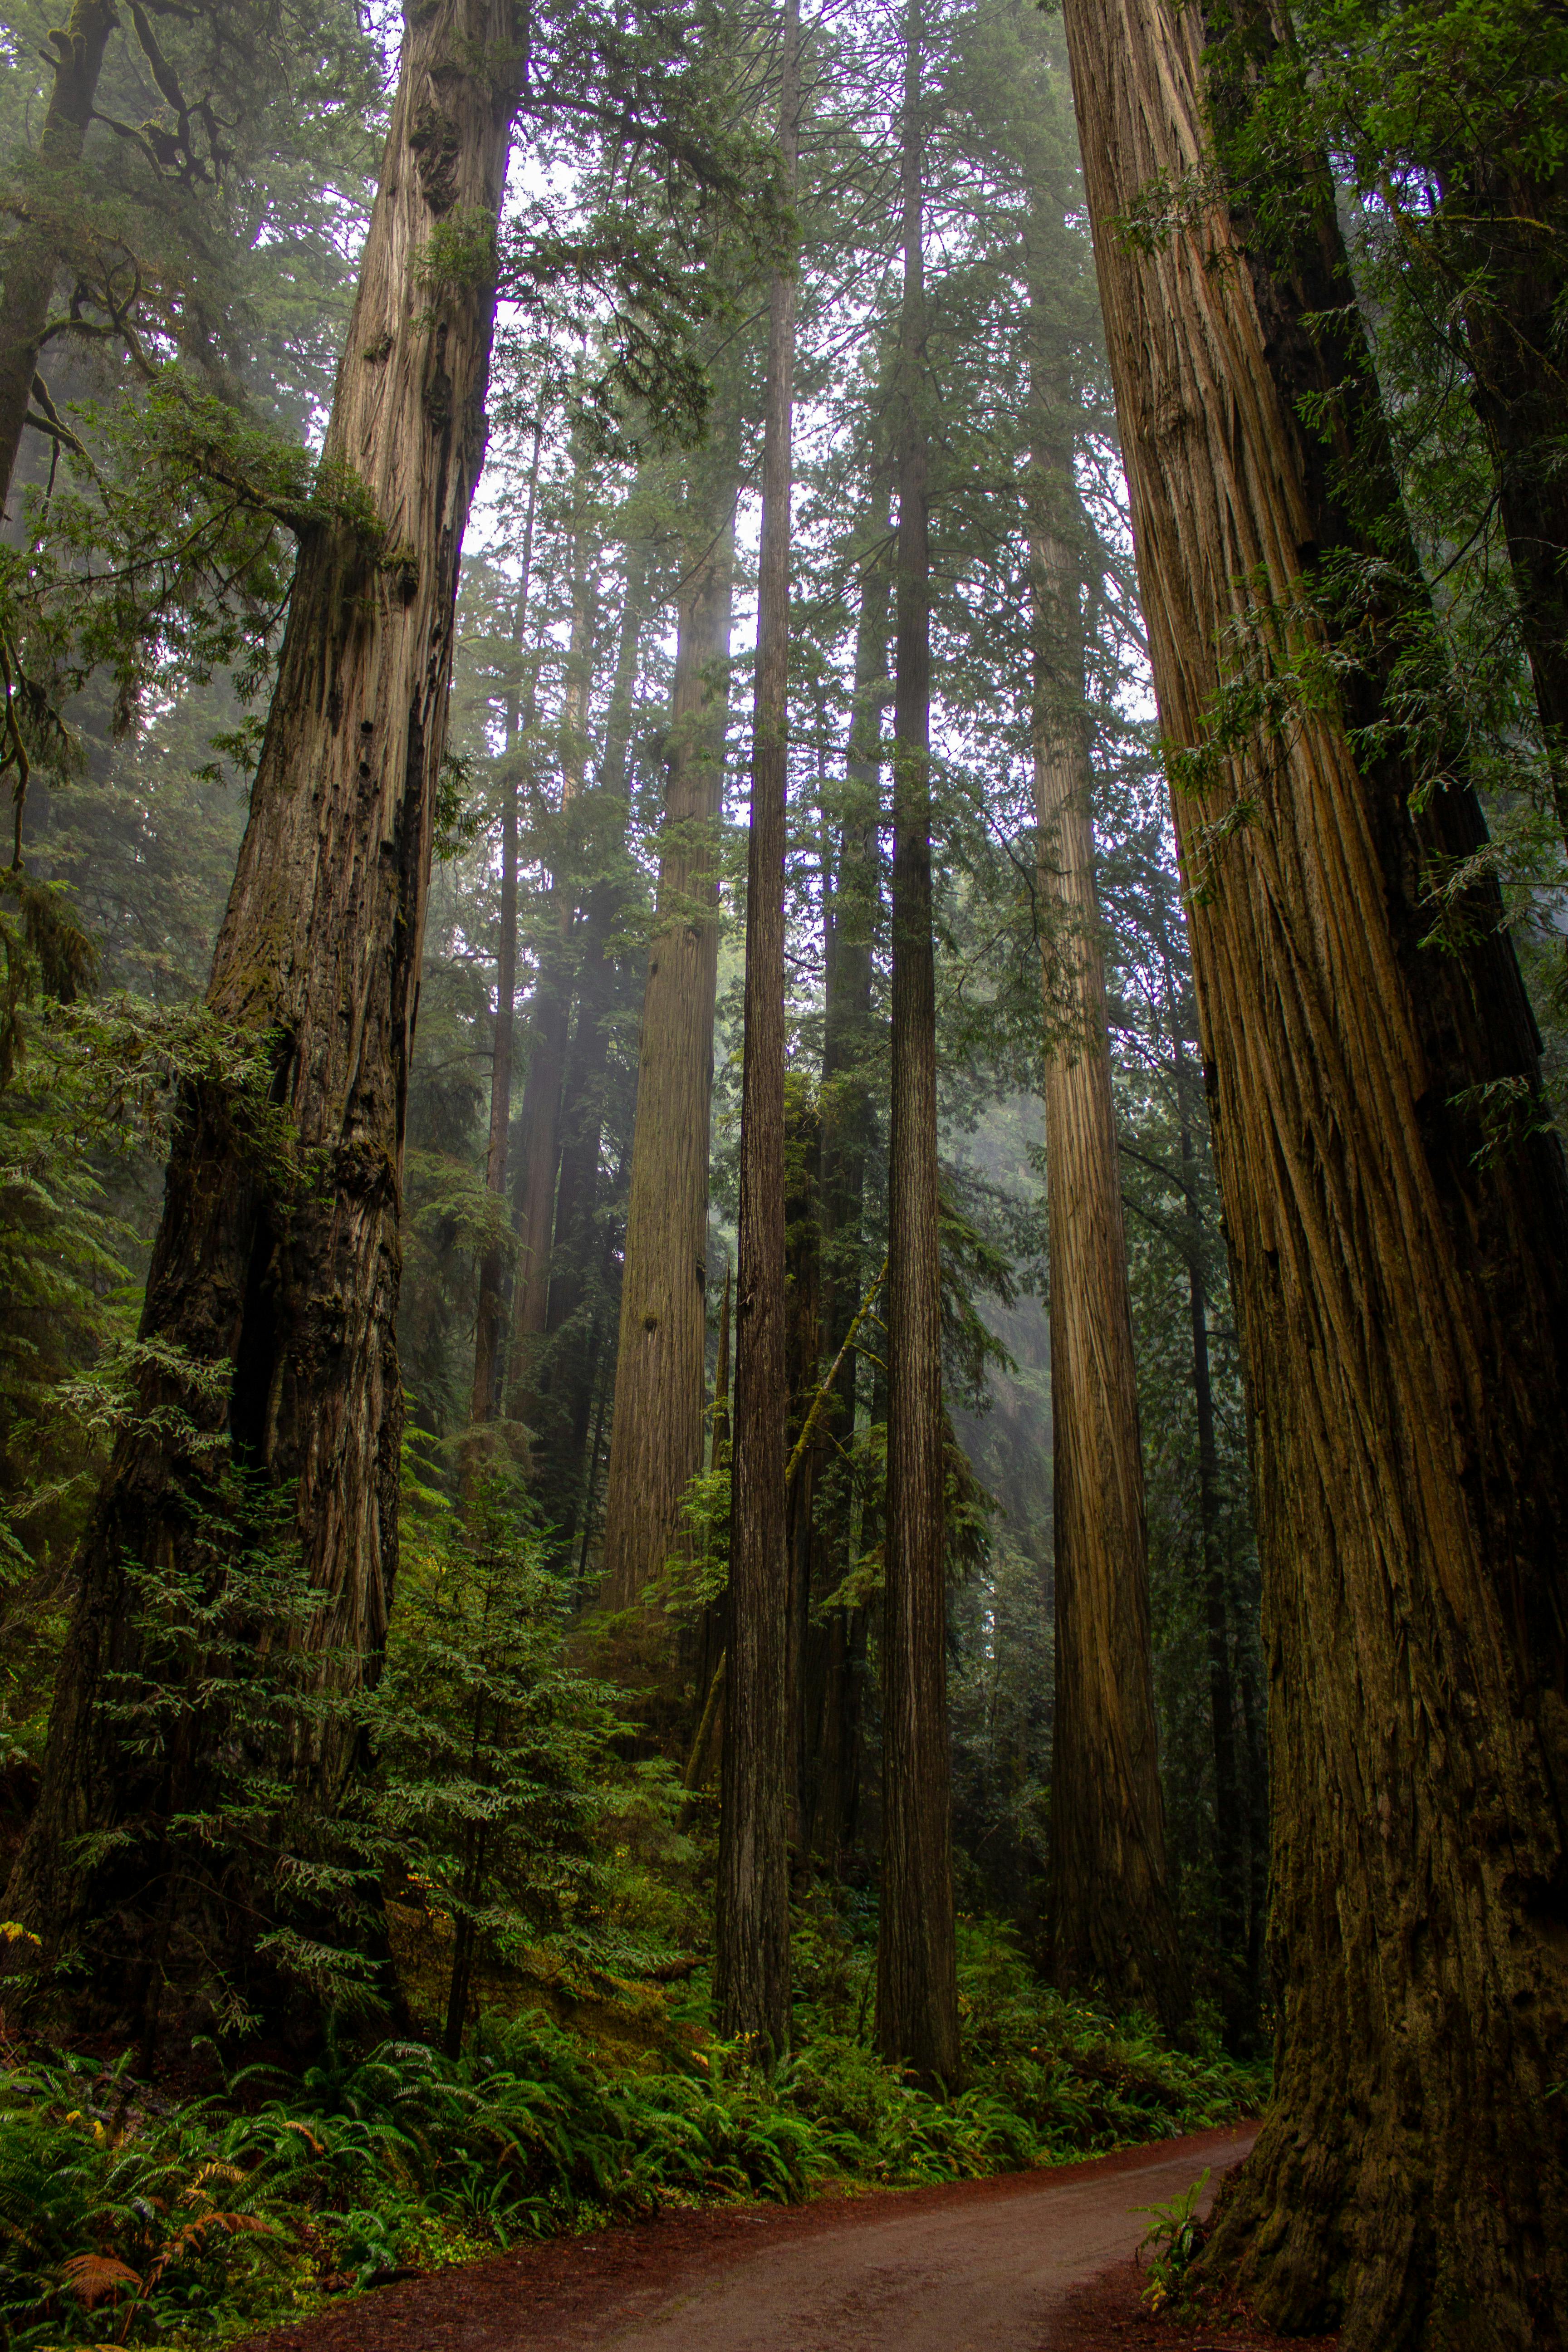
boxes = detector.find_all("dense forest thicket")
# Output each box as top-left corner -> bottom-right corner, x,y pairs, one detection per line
0,0 -> 1563,2341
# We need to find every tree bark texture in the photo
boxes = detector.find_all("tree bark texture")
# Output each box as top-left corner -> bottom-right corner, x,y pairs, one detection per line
9,0 -> 521,2019
875,0 -> 961,2092
1030,506 -> 1184,2033
597,421 -> 738,1610
812,491 -> 889,1878
716,0 -> 798,2060
1169,985 -> 1247,2013
470,436 -> 542,1433
0,0 -> 116,514
544,544 -> 650,1369
512,521 -> 596,1377
1062,0 -> 1568,2339
783,1093 -> 822,1862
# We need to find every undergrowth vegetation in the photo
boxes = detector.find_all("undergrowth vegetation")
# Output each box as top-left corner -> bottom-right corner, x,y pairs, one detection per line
0,1918 -> 1261,2348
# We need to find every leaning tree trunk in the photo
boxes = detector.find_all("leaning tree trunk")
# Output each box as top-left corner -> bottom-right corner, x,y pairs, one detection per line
0,0 -> 116,514
597,413 -> 739,1609
8,0 -> 522,2029
717,0 -> 798,2061
875,0 -> 961,2092
1030,473 -> 1184,2034
1062,0 -> 1568,2341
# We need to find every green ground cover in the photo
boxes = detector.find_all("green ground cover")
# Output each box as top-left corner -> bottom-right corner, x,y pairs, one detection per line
0,1917 -> 1264,2349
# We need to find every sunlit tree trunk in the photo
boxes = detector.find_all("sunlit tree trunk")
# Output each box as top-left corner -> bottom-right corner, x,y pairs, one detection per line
1063,0 -> 1568,2338
717,0 -> 798,2053
1029,461 -> 1184,2032
875,0 -> 961,2091
598,410 -> 738,1609
10,0 -> 523,2023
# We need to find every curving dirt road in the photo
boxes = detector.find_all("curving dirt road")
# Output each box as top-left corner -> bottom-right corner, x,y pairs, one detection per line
243,2124 -> 1258,2352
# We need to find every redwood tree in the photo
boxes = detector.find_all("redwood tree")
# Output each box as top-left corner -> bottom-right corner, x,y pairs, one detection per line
875,0 -> 961,2090
1061,0 -> 1568,2339
1029,427 -> 1183,2031
717,0 -> 799,2058
598,409 -> 740,1610
9,0 -> 526,2026
470,427 -> 544,1435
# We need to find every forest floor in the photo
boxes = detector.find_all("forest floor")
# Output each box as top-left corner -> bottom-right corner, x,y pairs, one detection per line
234,2122 -> 1334,2351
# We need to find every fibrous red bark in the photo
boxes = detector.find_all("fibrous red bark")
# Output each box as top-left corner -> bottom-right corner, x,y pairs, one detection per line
597,412 -> 738,1611
1029,479 -> 1183,2033
1061,0 -> 1568,2338
9,0 -> 523,2031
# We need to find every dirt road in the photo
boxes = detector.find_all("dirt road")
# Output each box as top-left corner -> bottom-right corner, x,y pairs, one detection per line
592,2125 -> 1254,2351
242,2124 -> 1258,2352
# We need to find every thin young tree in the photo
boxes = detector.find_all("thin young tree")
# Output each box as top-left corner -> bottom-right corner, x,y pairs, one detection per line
1061,0 -> 1568,2337
716,0 -> 800,2058
875,0 -> 961,2090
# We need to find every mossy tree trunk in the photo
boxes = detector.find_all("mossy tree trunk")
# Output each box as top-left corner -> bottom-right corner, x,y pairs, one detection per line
8,0 -> 523,2029
1062,0 -> 1568,2339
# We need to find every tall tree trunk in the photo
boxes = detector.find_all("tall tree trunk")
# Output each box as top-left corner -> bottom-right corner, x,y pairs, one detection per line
8,0 -> 522,2022
545,541 -> 650,1360
470,427 -> 544,1432
1162,944 -> 1246,2019
783,1090 -> 822,1861
717,0 -> 798,2055
512,521 -> 596,1376
813,485 -> 890,1877
597,413 -> 739,1609
875,0 -> 961,2092
0,0 -> 116,514
1062,0 -> 1568,2339
1030,440 -> 1184,2030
